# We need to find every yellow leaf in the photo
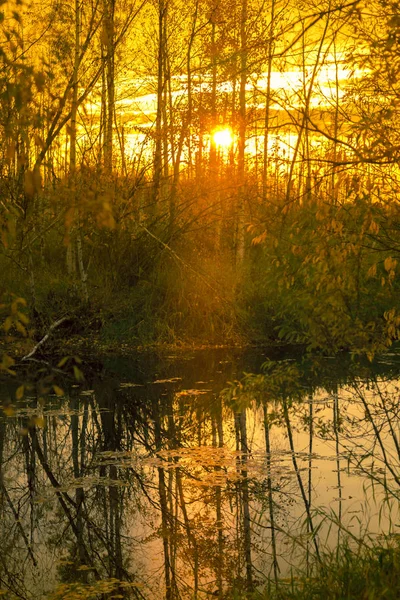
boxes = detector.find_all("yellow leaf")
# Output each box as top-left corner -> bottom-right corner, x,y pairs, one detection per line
251,232 -> 266,245
16,321 -> 27,336
1,354 -> 15,371
53,385 -> 64,397
3,405 -> 15,417
16,385 -> 24,400
369,221 -> 379,234
17,311 -> 29,325
4,316 -> 13,332
384,257 -> 397,272
33,416 -> 45,428
57,356 -> 69,367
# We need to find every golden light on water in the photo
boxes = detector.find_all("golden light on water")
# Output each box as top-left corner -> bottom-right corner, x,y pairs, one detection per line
212,128 -> 234,149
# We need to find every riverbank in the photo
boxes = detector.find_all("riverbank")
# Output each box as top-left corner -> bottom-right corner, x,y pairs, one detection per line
286,541 -> 400,599
233,538 -> 400,599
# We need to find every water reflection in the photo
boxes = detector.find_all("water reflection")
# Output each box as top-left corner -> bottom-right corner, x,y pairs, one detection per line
1,349 -> 400,599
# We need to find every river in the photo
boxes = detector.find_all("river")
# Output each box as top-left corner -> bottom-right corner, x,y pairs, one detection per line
1,347 -> 400,599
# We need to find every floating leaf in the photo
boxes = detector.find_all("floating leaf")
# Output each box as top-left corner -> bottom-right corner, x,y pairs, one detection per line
176,389 -> 210,397
152,377 -> 182,384
119,382 -> 144,388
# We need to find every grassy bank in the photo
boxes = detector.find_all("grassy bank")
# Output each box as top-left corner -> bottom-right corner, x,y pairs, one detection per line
211,535 -> 400,600
3,187 -> 400,358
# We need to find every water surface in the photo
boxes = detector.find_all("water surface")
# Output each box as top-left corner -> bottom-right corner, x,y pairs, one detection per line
1,348 -> 400,598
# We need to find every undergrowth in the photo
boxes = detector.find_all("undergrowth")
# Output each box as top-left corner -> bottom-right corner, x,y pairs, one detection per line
226,539 -> 400,600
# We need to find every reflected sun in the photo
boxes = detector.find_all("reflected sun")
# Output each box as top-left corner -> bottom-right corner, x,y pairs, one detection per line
212,127 -> 234,149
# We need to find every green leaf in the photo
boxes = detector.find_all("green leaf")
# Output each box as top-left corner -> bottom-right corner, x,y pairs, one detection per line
73,365 -> 84,381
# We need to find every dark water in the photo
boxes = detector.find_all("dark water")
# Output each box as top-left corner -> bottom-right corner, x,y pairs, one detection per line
1,347 -> 400,599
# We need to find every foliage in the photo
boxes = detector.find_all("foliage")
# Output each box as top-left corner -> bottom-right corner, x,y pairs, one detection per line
247,192 -> 400,356
47,578 -> 140,600
2,0 -> 400,354
222,358 -> 305,414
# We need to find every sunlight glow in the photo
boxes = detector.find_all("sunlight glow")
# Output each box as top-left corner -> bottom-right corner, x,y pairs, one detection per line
212,128 -> 234,149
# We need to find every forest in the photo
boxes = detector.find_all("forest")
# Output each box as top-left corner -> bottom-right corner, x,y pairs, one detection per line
1,0 -> 400,355
3,0 -> 400,599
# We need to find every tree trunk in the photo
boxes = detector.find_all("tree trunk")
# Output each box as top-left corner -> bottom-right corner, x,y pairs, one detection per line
263,402 -> 279,583
236,0 -> 247,264
71,395 -> 86,573
68,0 -> 89,301
262,0 -> 276,202
103,0 -> 115,172
153,0 -> 166,209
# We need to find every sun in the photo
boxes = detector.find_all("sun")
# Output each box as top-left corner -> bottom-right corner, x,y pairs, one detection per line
212,127 -> 234,149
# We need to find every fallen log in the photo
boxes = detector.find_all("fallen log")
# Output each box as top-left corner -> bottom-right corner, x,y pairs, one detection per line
21,316 -> 69,361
